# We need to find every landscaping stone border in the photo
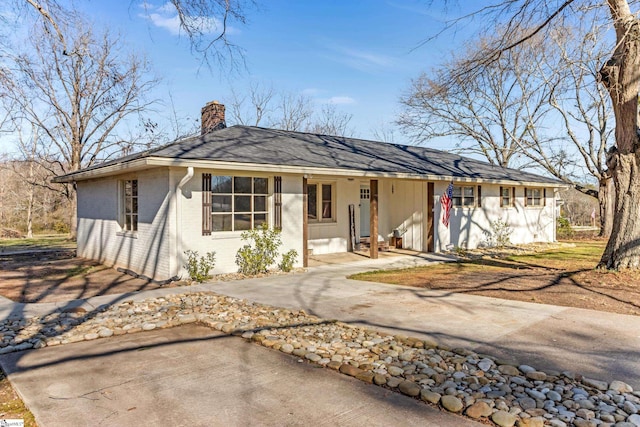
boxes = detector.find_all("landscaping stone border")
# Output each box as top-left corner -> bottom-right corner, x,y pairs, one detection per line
0,291 -> 638,427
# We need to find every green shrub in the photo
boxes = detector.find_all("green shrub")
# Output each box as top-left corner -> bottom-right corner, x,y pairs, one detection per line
235,223 -> 282,275
184,250 -> 216,282
486,218 -> 513,247
53,221 -> 70,234
557,216 -> 575,238
454,246 -> 467,257
278,249 -> 298,272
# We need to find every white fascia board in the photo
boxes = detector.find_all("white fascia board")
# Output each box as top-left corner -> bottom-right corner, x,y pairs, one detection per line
53,156 -> 566,188
52,158 -> 154,183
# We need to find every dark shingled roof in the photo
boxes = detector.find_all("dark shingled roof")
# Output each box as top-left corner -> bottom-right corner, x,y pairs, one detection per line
65,125 -> 562,184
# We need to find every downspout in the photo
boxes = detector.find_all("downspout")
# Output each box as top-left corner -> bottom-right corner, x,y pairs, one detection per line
175,167 -> 194,278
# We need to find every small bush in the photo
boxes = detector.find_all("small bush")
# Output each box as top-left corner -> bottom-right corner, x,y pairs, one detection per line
184,250 -> 216,282
557,216 -> 575,238
0,228 -> 23,239
454,246 -> 467,257
278,249 -> 298,272
53,221 -> 70,234
236,223 -> 282,275
486,218 -> 513,247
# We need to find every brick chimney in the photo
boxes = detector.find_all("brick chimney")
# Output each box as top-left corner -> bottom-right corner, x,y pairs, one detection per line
201,101 -> 226,134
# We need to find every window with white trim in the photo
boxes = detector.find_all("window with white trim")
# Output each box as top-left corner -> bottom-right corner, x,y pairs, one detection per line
525,187 -> 545,207
205,175 -> 268,232
121,179 -> 138,232
452,185 -> 476,207
307,182 -> 335,222
500,186 -> 515,208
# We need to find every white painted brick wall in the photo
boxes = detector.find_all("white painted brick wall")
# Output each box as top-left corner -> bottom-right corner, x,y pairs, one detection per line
77,168 -> 172,280
178,169 -> 304,275
77,166 -> 557,279
434,181 -> 556,251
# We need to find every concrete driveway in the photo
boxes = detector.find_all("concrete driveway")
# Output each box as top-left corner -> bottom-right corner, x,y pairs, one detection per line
0,324 -> 479,427
203,255 -> 640,389
1,252 -> 638,426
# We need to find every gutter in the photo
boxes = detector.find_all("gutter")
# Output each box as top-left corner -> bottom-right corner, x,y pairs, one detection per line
53,156 -> 566,188
175,167 -> 194,278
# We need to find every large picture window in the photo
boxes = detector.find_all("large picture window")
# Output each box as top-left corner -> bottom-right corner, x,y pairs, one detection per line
307,182 -> 335,222
121,179 -> 138,232
204,175 -> 268,233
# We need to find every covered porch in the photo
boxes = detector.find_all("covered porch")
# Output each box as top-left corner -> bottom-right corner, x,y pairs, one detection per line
301,177 -> 436,267
308,247 -> 428,267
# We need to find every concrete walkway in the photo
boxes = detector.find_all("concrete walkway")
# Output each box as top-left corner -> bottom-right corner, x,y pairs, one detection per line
1,251 -> 638,389
1,324 -> 479,427
202,255 -> 640,389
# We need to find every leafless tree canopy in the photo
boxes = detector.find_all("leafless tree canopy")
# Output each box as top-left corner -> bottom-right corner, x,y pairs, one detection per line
399,32 -> 555,168
1,15 -> 159,173
0,13 -> 160,235
306,104 -> 354,137
11,0 -> 255,68
226,83 -> 354,136
421,0 -> 640,269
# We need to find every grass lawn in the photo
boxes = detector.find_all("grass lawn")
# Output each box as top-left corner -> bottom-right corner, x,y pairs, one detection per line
350,240 -> 640,316
0,235 -> 75,253
0,370 -> 37,426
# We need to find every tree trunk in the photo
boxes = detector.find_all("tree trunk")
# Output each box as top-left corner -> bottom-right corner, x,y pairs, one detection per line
599,150 -> 640,268
26,159 -> 35,239
597,1 -> 640,270
26,186 -> 34,239
597,177 -> 614,237
69,184 -> 77,239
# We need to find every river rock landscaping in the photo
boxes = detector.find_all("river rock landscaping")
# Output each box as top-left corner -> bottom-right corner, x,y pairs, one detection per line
1,292 -> 639,427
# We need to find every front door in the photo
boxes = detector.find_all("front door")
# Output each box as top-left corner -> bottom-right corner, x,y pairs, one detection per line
360,185 -> 370,237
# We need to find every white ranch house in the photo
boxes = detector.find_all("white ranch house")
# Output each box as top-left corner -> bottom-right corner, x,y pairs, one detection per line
55,101 -> 563,281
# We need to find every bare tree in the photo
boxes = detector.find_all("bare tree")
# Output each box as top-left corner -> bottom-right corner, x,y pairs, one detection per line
371,121 -> 398,144
398,34 -> 554,168
433,1 -> 640,269
306,104 -> 354,137
227,82 -> 276,126
0,154 -> 68,235
227,84 -> 315,131
516,25 -> 615,236
560,186 -> 600,227
274,92 -> 314,131
225,84 -> 353,135
16,124 -> 40,238
0,14 -> 159,236
11,0 -> 254,68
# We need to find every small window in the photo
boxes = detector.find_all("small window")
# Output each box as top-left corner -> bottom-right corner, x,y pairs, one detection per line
525,188 -> 545,207
307,183 -> 318,220
307,181 -> 335,222
322,184 -> 332,219
360,187 -> 370,200
500,186 -> 515,208
121,179 -> 138,232
274,176 -> 282,230
206,175 -> 269,233
452,185 -> 476,207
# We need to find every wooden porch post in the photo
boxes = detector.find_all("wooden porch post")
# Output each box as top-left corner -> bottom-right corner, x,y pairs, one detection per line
302,177 -> 308,267
370,179 -> 378,259
427,182 -> 435,252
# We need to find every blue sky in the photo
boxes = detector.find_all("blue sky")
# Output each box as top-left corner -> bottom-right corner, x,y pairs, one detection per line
62,0 -> 479,148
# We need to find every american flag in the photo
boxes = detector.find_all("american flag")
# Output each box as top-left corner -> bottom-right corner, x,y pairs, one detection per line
440,181 -> 454,228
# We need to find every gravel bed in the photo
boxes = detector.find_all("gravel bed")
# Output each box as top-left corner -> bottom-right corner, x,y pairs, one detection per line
0,292 -> 638,427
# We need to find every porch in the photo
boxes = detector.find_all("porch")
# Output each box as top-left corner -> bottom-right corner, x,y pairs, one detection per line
308,248 -> 425,267
302,177 -> 436,267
